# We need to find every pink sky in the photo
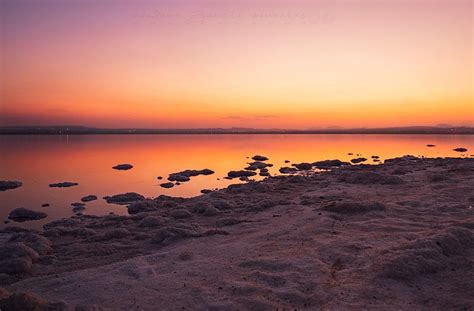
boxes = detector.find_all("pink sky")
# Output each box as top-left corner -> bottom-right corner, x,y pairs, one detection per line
1,0 -> 472,128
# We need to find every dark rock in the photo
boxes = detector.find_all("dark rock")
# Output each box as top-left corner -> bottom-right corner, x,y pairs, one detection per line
105,192 -> 145,204
350,157 -> 367,164
71,202 -> 86,208
427,144 -> 436,147
168,169 -> 215,182
312,159 -> 350,169
259,171 -> 270,177
201,189 -> 213,194
227,170 -> 257,178
8,208 -> 47,222
81,195 -> 97,202
453,147 -> 468,152
293,162 -> 313,170
112,164 -> 133,170
252,155 -> 269,161
160,182 -> 174,189
72,206 -> 85,213
249,161 -> 272,169
199,169 -> 215,175
371,155 -> 380,159
157,176 -> 163,180
244,165 -> 258,171
49,182 -> 78,188
279,167 -> 298,174
41,203 -> 50,207
0,181 -> 22,191
284,160 -> 290,163
168,174 -> 190,182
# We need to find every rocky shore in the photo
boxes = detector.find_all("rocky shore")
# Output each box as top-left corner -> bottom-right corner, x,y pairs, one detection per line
0,156 -> 473,310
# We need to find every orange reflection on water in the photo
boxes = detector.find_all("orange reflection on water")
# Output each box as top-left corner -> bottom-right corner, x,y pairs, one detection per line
1,134 -> 472,229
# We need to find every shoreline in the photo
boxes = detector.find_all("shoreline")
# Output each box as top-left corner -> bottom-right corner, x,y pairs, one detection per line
0,156 -> 473,309
2,132 -> 474,136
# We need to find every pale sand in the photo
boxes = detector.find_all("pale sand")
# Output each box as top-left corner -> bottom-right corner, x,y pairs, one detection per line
1,156 -> 473,310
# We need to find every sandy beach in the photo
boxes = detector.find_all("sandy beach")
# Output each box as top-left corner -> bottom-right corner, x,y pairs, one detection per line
0,156 -> 473,310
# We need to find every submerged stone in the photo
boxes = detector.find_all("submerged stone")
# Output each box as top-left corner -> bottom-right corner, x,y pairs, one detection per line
112,164 -> 133,170
49,182 -> 78,188
0,181 -> 22,191
8,208 -> 47,222
252,155 -> 269,161
105,192 -> 145,204
350,157 -> 368,164
160,182 -> 175,189
81,195 -> 97,202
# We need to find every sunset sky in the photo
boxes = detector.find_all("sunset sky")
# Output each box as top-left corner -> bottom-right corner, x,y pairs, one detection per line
1,0 -> 472,129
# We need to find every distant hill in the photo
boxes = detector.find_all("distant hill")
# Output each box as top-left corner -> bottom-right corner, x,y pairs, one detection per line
0,126 -> 473,135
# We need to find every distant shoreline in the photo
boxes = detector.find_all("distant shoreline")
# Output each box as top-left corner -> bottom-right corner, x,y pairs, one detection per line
1,126 -> 473,135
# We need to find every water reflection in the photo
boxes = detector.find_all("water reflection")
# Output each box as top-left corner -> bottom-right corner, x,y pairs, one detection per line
0,134 -> 472,229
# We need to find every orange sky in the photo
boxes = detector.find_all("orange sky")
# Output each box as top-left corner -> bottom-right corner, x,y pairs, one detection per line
1,0 -> 473,129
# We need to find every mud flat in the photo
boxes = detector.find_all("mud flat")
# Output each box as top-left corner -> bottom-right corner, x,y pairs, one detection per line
0,156 -> 473,310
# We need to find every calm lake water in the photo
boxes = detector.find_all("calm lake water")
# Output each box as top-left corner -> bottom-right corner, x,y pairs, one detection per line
1,134 -> 472,229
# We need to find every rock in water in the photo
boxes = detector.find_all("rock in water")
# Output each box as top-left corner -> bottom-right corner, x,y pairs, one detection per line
252,155 -> 269,161
168,169 -> 215,182
49,182 -> 78,188
8,208 -> 47,222
313,159 -> 350,169
160,182 -> 175,188
293,162 -> 313,170
453,147 -> 468,152
105,192 -> 145,204
227,170 -> 257,178
0,181 -> 22,191
81,195 -> 97,202
112,164 -> 133,170
350,157 -> 368,164
279,167 -> 298,174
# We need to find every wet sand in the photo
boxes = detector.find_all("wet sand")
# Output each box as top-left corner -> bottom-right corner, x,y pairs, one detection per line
0,156 -> 473,310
